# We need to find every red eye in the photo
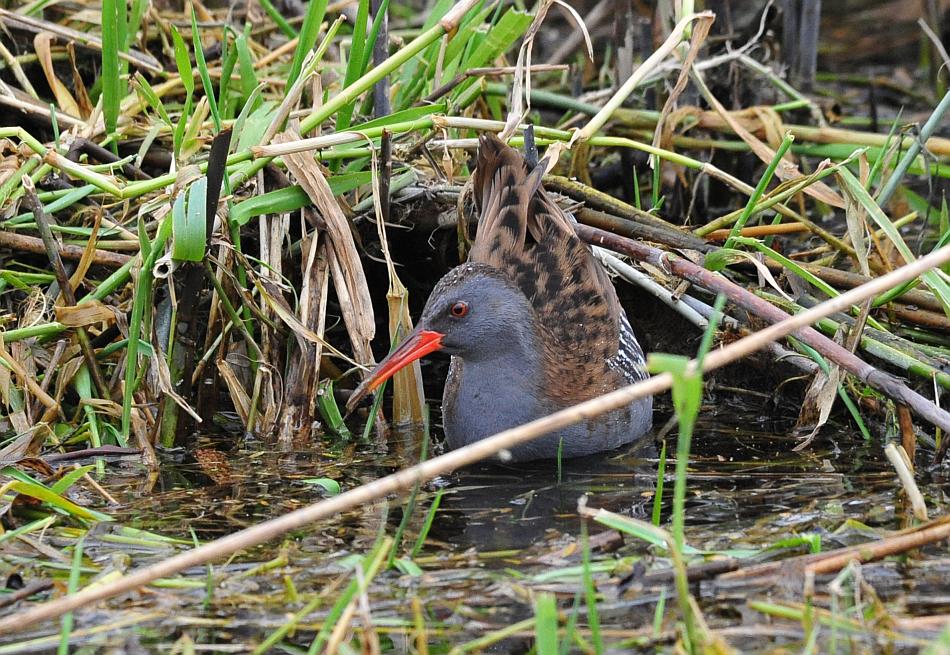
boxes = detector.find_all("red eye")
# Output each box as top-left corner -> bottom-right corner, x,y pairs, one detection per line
450,301 -> 469,318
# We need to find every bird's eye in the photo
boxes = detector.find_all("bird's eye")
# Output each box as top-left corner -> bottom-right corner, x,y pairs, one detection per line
450,301 -> 469,318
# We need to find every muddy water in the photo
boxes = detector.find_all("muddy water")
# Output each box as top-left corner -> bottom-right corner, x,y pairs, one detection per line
5,401 -> 948,653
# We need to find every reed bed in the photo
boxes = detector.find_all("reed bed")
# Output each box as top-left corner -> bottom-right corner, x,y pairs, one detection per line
0,0 -> 947,652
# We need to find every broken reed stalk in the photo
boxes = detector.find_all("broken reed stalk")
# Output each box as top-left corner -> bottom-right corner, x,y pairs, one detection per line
719,516 -> 950,581
632,515 -> 950,586
806,518 -> 950,575
575,224 -> 950,437
884,442 -> 928,521
0,231 -> 132,268
3,243 -> 950,635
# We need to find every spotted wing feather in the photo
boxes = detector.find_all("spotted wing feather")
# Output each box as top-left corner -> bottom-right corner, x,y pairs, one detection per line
471,133 -> 646,401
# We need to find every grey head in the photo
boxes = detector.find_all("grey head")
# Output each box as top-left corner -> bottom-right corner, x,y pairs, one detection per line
418,262 -> 541,363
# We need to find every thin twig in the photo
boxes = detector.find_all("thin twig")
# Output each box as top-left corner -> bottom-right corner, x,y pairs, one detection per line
0,231 -> 131,267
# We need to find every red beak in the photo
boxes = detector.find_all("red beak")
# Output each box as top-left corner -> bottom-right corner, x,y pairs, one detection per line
346,328 -> 444,413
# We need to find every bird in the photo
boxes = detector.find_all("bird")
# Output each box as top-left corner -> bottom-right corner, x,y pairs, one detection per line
346,133 -> 652,461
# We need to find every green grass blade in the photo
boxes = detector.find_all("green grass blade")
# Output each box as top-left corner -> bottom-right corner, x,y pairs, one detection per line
100,0 -> 122,138
730,236 -> 888,332
839,167 -> 950,316
316,379 -> 352,439
441,3 -> 503,78
590,508 -> 670,550
172,178 -> 208,262
191,10 -> 221,132
361,0 -> 391,80
0,516 -> 56,547
8,480 -> 111,522
723,133 -> 795,248
393,0 -> 460,109
647,295 -> 725,552
581,518 -> 603,655
443,8 -> 531,103
49,465 -> 96,496
534,593 -> 559,655
57,536 -> 84,655
217,29 -> 238,119
287,0 -> 328,88
306,537 -> 392,655
354,0 -> 392,118
410,489 -> 443,557
121,216 -> 172,439
170,25 -> 194,160
866,108 -> 902,192
652,439 -> 667,526
233,100 -> 281,153
234,30 -> 259,111
335,0 -> 371,133
652,588 -> 667,637
173,97 -> 192,161
393,557 -> 423,576
231,186 -> 309,227
170,26 -> 194,96
230,172 -> 374,226
127,0 -> 148,53
258,0 -> 296,38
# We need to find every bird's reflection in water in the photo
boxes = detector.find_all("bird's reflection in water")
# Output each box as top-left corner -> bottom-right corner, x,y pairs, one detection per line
428,439 -> 658,552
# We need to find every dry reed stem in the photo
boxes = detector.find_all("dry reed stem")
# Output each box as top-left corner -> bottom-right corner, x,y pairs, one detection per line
806,518 -> 950,576
884,442 -> 928,521
577,224 -> 950,435
2,243 -> 950,634
705,223 -> 810,240
719,515 -> 950,582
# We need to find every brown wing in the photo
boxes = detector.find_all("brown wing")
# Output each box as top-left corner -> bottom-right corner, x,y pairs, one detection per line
471,133 -> 641,401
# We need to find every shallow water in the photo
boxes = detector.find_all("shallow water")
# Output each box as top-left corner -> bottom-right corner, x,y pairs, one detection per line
2,398 -> 946,653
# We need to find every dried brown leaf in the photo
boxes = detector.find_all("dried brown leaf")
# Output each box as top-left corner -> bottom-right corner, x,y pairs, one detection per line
275,131 -> 375,365
0,336 -> 57,411
54,301 -> 116,327
217,358 -> 251,424
793,366 -> 841,451
654,15 -> 713,155
840,174 -> 872,277
52,356 -> 83,410
34,33 -> 81,117
67,207 -> 102,296
81,397 -> 124,417
149,329 -> 201,422
326,239 -> 375,366
0,429 -> 47,465
66,42 -> 93,117
254,274 -> 354,365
